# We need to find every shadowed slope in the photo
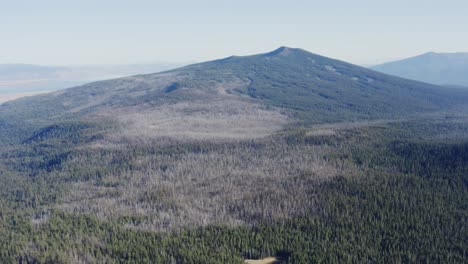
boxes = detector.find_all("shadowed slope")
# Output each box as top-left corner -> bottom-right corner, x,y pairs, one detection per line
180,47 -> 466,121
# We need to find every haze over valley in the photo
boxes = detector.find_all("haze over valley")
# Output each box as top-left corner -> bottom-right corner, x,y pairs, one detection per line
0,63 -> 185,103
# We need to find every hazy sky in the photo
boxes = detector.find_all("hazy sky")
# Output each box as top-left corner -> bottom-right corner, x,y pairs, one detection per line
1,0 -> 467,66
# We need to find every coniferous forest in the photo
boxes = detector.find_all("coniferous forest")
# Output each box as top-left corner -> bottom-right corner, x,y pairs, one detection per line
1,116 -> 467,263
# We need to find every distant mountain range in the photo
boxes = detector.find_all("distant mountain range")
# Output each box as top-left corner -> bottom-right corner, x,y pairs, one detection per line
0,62 -> 185,93
371,52 -> 468,87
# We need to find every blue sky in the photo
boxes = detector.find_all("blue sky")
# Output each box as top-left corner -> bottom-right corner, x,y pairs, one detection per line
1,0 -> 467,65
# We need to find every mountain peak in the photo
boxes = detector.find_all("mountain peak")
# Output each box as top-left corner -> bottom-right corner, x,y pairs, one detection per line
200,46 -> 309,65
263,46 -> 301,57
420,51 -> 468,58
422,51 -> 437,56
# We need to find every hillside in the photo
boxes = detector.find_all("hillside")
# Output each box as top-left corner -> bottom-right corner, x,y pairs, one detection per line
371,52 -> 468,86
1,47 -> 467,144
0,62 -> 183,94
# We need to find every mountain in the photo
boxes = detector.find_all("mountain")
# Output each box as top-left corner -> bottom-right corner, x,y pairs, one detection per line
2,47 -> 467,143
371,52 -> 468,86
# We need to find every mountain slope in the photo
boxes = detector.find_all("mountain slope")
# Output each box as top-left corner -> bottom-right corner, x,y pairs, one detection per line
179,47 -> 467,120
371,52 -> 468,86
0,63 -> 184,93
1,47 -> 467,144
